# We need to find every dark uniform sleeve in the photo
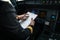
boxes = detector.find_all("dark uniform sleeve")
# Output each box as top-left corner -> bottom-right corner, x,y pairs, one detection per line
0,2 -> 31,40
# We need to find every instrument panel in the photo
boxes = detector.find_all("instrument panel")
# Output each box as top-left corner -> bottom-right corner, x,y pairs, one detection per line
18,0 -> 60,5
16,1 -> 60,40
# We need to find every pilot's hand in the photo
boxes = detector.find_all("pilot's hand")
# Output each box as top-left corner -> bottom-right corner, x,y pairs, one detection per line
29,18 -> 35,26
16,14 -> 29,21
27,18 -> 35,33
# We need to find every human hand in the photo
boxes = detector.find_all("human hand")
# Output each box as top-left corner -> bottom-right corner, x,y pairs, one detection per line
27,18 -> 35,33
29,18 -> 35,26
16,14 -> 29,21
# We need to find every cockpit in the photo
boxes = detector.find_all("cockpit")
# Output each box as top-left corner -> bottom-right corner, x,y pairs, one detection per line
1,0 -> 60,40
15,0 -> 60,40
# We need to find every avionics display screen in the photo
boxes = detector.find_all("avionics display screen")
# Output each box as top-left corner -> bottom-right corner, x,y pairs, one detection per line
38,11 -> 47,19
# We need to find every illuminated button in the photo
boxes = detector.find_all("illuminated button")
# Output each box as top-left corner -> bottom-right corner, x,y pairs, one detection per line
52,16 -> 55,18
51,15 -> 56,21
51,16 -> 56,19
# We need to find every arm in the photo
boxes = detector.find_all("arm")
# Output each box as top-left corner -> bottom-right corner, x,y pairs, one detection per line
0,2 -> 31,40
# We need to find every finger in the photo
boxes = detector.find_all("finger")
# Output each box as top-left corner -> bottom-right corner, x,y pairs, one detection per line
17,14 -> 27,17
21,16 -> 29,20
23,14 -> 29,20
24,14 -> 29,17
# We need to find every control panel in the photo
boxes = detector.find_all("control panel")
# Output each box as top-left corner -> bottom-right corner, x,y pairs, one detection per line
25,0 -> 60,5
16,1 -> 60,40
